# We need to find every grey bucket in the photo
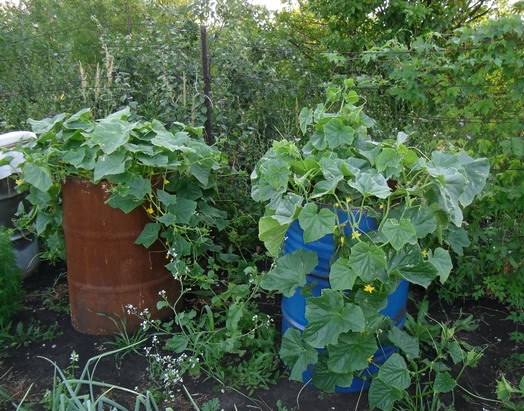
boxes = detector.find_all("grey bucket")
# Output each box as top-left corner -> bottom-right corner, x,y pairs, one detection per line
10,230 -> 39,277
0,131 -> 39,277
0,177 -> 24,229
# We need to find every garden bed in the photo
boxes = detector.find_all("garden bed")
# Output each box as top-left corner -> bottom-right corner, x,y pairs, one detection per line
0,261 -> 519,410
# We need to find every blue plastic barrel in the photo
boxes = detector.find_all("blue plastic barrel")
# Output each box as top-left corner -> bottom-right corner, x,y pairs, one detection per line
281,208 -> 409,392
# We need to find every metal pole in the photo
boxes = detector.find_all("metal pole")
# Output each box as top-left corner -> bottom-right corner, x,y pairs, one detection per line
200,25 -> 212,144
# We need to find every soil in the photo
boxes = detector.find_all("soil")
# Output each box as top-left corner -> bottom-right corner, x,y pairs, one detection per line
0,262 -> 521,411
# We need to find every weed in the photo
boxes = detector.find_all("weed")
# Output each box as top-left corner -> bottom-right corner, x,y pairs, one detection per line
0,320 -> 61,354
0,370 -> 35,411
129,261 -> 280,398
367,297 -> 486,411
496,375 -> 524,411
41,272 -> 69,314
201,397 -> 221,411
103,315 -> 149,364
276,399 -> 292,411
0,384 -> 11,410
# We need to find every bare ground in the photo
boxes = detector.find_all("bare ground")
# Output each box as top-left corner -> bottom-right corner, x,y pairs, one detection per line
0,262 -> 521,411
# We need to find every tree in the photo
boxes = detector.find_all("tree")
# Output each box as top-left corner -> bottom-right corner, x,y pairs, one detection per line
279,0 -> 505,52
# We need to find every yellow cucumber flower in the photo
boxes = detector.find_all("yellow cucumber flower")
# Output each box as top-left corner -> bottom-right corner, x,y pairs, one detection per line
363,284 -> 375,293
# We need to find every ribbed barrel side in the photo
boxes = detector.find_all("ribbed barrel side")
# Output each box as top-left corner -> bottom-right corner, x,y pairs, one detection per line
280,208 -> 409,392
62,177 -> 180,334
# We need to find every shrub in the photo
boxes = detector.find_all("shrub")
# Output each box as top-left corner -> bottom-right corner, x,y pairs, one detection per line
0,227 -> 22,326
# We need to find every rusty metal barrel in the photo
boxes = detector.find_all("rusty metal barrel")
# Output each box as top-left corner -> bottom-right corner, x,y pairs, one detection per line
61,177 -> 180,334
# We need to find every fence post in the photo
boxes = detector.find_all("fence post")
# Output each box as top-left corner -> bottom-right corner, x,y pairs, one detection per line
200,25 -> 212,144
